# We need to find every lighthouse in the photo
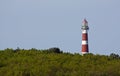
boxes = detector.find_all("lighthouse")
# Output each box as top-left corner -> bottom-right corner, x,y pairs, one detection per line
81,19 -> 89,55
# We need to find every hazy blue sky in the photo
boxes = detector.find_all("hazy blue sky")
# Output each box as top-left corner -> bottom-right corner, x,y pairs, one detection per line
0,0 -> 120,55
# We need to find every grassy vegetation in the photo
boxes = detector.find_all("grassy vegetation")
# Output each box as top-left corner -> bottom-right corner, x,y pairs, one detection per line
0,48 -> 120,76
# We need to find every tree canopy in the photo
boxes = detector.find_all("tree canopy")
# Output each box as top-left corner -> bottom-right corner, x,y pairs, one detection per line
0,48 -> 120,76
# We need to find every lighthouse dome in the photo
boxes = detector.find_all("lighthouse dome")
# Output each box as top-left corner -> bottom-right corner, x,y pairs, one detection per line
82,19 -> 88,26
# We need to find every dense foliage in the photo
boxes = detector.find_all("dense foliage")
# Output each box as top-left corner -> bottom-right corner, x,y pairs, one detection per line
0,48 -> 120,76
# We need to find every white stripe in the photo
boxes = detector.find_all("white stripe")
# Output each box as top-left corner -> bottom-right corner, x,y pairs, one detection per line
82,52 -> 88,54
82,30 -> 87,33
82,40 -> 88,45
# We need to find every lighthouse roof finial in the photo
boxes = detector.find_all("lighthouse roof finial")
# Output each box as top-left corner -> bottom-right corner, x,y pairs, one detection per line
82,18 -> 88,24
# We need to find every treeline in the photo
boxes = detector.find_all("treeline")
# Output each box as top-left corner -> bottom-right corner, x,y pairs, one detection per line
3,47 -> 63,54
0,48 -> 120,76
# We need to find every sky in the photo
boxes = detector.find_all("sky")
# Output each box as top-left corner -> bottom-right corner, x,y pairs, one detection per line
0,0 -> 120,55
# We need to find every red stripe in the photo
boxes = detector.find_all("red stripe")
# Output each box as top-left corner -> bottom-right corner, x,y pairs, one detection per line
82,33 -> 88,40
81,45 -> 89,52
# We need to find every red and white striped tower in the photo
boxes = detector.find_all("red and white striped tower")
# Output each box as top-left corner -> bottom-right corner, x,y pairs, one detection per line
81,19 -> 89,55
